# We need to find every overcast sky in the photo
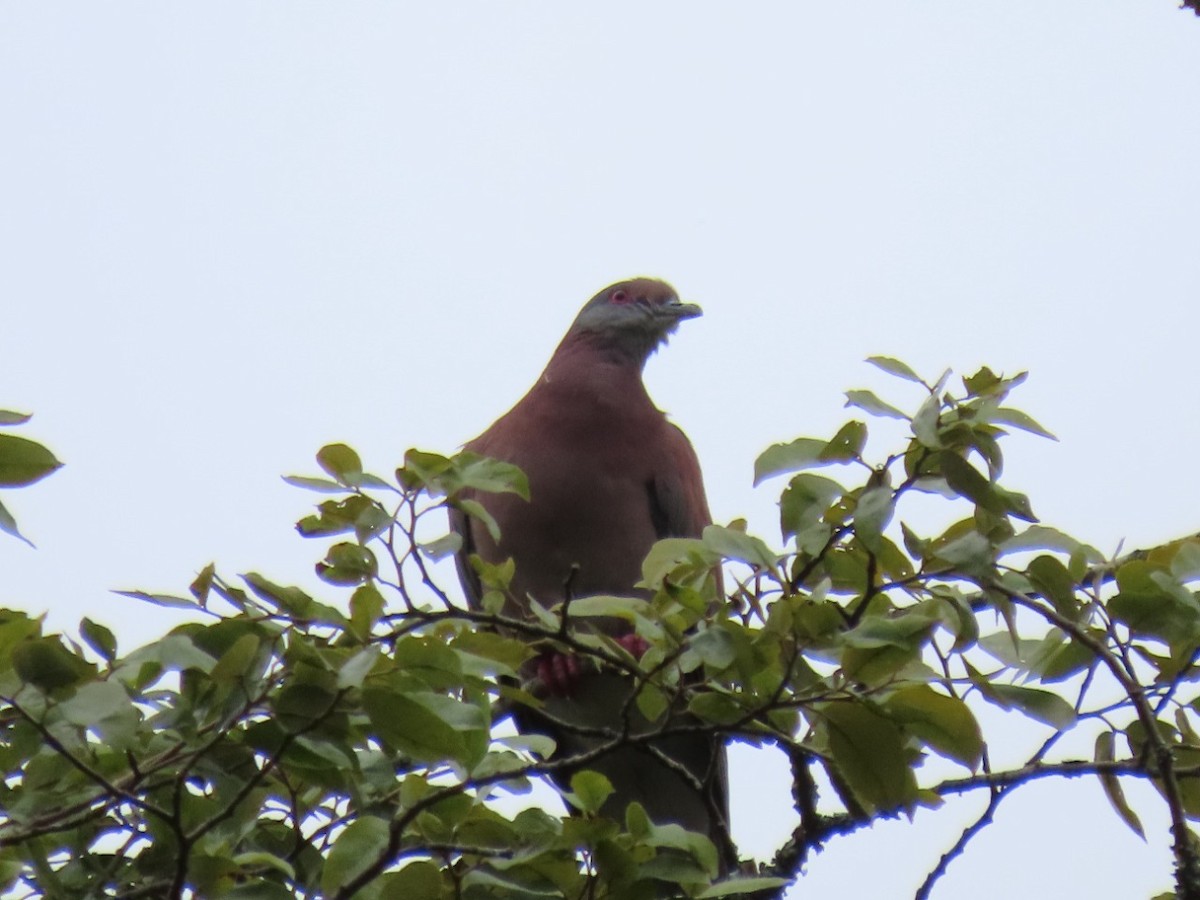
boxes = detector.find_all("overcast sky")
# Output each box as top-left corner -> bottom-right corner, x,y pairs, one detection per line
3,4 -> 1199,897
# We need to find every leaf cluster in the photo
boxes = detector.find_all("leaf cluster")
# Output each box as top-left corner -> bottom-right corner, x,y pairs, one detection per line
3,362 -> 1200,899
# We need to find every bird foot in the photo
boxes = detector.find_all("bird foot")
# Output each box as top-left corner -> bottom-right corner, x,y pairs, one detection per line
535,633 -> 650,697
536,651 -> 583,697
614,632 -> 650,660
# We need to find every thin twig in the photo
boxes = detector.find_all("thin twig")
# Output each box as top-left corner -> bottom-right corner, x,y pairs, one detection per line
915,787 -> 1006,900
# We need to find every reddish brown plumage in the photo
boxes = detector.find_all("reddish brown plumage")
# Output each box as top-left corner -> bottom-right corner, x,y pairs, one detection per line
461,331 -> 710,615
451,277 -> 731,874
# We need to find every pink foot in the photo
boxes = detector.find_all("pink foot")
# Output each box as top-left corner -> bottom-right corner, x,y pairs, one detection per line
535,634 -> 650,697
615,633 -> 650,660
537,651 -> 583,697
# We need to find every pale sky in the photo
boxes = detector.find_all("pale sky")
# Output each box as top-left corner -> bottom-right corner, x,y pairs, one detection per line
4,4 -> 1200,897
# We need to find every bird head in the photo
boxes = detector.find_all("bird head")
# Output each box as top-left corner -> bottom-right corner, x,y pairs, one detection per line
566,278 -> 703,364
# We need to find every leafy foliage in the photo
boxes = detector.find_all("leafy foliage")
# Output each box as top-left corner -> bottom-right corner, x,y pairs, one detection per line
0,411 -> 61,545
3,363 -> 1200,899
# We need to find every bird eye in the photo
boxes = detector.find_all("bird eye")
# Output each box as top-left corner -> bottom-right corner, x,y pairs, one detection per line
611,290 -> 631,305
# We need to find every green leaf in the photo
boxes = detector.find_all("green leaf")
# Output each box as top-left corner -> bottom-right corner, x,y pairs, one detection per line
0,410 -> 32,426
636,681 -> 669,722
393,638 -> 465,691
122,632 -> 217,675
698,876 -> 793,897
0,497 -> 32,546
794,521 -> 833,556
210,633 -> 262,683
939,451 -> 997,508
962,367 -> 1001,396
822,546 -> 871,593
839,606 -> 938,683
931,585 -> 979,651
231,852 -> 296,881
400,448 -> 452,488
865,355 -> 923,383
753,438 -> 829,484
297,494 -> 391,541
993,485 -> 1037,523
845,389 -> 907,420
969,429 -> 1004,478
977,630 -> 1030,669
13,636 -> 96,690
563,594 -> 647,621
453,452 -> 531,500
376,861 -> 444,899
0,434 -> 62,487
321,817 -> 389,895
841,607 -> 935,651
702,524 -> 778,570
58,680 -> 139,747
639,536 -> 719,589
316,443 -> 364,485
821,420 -> 867,462
273,682 -> 338,732
940,451 -> 1035,522
569,770 -> 614,814
689,627 -> 737,669
1109,560 -> 1200,644
316,542 -> 378,586
350,583 -> 386,637
80,617 -> 117,662
216,883 -> 298,900
420,532 -> 462,561
1000,525 -> 1092,558
363,688 -> 480,764
853,485 -> 894,554
1168,540 -> 1200,582
779,473 -> 843,539
452,630 -> 528,677
989,406 -> 1057,440
876,535 -> 915,580
624,808 -> 718,875
459,869 -> 562,898
689,691 -> 746,726
457,497 -> 502,542
281,474 -> 347,493
406,450 -> 530,501
190,562 -> 216,602
114,589 -> 199,610
1094,731 -> 1145,840
884,685 -> 982,769
975,681 -> 1076,729
1026,555 -> 1079,620
242,573 -> 315,615
339,646 -> 383,689
1037,634 -> 1095,683
817,701 -> 918,812
840,643 -> 923,686
912,394 -> 942,449
931,530 -> 992,572
0,852 -> 24,892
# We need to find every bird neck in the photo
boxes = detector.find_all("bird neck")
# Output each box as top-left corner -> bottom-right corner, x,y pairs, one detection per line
539,331 -> 655,399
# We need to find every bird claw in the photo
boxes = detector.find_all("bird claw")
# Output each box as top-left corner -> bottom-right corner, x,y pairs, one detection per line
535,633 -> 649,697
536,651 -> 583,697
615,633 -> 650,660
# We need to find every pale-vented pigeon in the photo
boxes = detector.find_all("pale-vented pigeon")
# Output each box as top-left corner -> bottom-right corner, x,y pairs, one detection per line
451,277 -> 731,872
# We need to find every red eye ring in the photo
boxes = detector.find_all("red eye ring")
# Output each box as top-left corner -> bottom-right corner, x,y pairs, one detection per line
611,289 -> 631,304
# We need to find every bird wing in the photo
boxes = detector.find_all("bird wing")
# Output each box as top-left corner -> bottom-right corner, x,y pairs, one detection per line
647,423 -> 713,540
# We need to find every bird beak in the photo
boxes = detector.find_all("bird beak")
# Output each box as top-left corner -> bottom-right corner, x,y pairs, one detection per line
664,299 -> 703,321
